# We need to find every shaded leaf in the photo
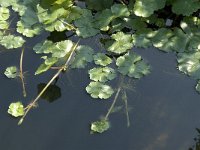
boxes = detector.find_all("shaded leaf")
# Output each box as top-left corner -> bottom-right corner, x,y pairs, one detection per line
71,45 -> 94,68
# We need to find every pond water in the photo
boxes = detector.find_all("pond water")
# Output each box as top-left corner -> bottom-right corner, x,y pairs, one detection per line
0,33 -> 200,150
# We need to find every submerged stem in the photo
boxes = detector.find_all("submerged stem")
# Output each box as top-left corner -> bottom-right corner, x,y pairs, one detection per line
18,41 -> 79,125
19,47 -> 26,97
105,87 -> 121,120
122,91 -> 130,127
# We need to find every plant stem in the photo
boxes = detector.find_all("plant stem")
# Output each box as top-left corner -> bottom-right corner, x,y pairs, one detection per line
105,87 -> 121,120
18,41 -> 79,125
19,47 -> 26,97
122,91 -> 130,127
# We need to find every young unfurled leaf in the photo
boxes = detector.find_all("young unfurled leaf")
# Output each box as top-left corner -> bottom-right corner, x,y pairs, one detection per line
116,52 -> 150,78
8,102 -> 25,117
4,66 -> 18,78
91,119 -> 110,133
89,67 -> 116,83
86,82 -> 114,99
93,53 -> 112,66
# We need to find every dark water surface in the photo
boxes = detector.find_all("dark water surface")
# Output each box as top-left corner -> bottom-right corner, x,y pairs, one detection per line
0,34 -> 200,150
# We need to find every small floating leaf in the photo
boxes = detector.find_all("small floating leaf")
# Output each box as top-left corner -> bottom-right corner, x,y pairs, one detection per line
0,35 -> 25,49
86,82 -> 114,99
91,119 -> 110,133
89,67 -> 116,83
93,53 -> 112,66
4,66 -> 18,78
8,102 -> 24,117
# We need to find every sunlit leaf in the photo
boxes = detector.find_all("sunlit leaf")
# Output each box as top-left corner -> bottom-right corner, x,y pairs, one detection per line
8,102 -> 24,117
4,66 -> 18,78
177,51 -> 200,79
133,0 -> 166,17
91,119 -> 110,133
89,67 -> 116,83
93,53 -> 112,66
86,82 -> 114,99
0,7 -> 9,21
0,35 -> 25,49
116,51 -> 150,78
104,32 -> 133,54
111,4 -> 130,17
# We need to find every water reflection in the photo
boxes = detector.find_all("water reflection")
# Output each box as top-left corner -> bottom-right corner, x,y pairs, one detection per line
37,83 -> 61,103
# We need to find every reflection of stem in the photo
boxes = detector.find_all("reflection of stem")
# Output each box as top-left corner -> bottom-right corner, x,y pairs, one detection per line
18,41 -> 79,125
122,91 -> 130,127
105,87 -> 121,120
19,47 -> 26,97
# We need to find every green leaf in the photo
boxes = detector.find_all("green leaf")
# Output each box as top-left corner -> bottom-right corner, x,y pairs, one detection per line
35,57 -> 58,75
91,119 -> 110,133
71,45 -> 94,68
74,9 -> 99,38
116,52 -> 150,78
8,102 -> 24,117
196,80 -> 200,93
0,35 -> 25,49
94,9 -> 114,31
89,67 -> 116,82
33,40 -> 55,54
85,0 -> 113,11
0,20 -> 9,29
0,7 -> 9,21
111,4 -> 130,17
4,66 -> 18,78
93,53 -> 112,66
86,82 -> 114,99
171,0 -> 200,16
133,0 -> 166,17
52,40 -> 74,58
105,32 -> 133,54
177,51 -> 200,79
17,21 -> 42,37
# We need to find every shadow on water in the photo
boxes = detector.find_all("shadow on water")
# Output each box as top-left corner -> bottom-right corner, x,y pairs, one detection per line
1,31 -> 200,150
